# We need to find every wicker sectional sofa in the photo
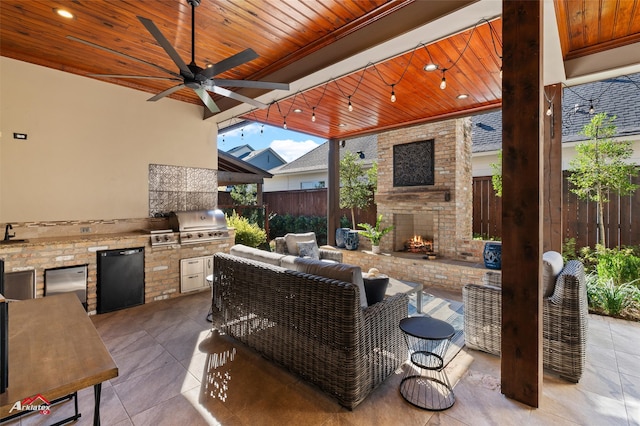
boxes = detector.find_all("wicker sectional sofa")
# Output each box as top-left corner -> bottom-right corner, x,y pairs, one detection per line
213,246 -> 408,409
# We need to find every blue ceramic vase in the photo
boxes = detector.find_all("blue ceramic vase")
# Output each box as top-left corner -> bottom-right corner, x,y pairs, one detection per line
344,231 -> 359,251
335,228 -> 350,248
483,242 -> 502,270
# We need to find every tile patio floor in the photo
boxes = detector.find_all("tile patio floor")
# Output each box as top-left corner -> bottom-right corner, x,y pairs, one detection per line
9,288 -> 640,425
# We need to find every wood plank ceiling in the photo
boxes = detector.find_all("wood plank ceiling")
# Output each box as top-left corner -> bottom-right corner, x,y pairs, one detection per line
1,0 -> 638,140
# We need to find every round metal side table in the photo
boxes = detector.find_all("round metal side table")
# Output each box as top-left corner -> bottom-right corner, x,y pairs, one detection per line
399,316 -> 455,410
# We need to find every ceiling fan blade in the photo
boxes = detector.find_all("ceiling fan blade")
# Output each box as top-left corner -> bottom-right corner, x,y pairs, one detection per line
137,16 -> 193,79
67,36 -> 180,78
148,84 -> 185,102
211,79 -> 289,91
193,88 -> 220,113
208,85 -> 268,109
201,48 -> 259,78
88,74 -> 181,81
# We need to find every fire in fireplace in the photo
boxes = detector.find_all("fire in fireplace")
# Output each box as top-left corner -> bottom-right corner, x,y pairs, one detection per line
404,235 -> 434,253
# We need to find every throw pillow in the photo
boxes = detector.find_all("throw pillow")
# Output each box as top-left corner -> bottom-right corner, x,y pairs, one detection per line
284,232 -> 317,256
294,258 -> 368,308
542,251 -> 564,297
297,240 -> 320,260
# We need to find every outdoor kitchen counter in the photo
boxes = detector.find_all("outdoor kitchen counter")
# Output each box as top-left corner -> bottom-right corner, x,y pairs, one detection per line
0,230 -> 235,313
0,230 -> 152,247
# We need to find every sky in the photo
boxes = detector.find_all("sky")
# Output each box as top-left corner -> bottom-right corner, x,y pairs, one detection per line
217,122 -> 326,162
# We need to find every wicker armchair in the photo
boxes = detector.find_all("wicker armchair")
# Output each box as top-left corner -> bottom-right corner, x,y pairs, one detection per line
274,232 -> 343,262
462,260 -> 588,382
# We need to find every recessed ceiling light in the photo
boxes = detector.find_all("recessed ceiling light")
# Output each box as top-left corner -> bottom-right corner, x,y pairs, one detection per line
457,94 -> 469,99
54,8 -> 74,19
339,123 -> 347,127
293,108 -> 303,113
423,63 -> 438,72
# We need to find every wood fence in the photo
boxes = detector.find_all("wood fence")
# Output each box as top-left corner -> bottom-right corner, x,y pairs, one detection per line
473,172 -> 640,248
221,172 -> 639,249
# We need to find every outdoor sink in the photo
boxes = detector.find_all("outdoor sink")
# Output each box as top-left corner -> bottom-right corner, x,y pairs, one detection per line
0,239 -> 28,244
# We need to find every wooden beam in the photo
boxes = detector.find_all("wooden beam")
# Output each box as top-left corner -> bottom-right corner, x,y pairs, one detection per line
217,171 -> 265,185
543,84 -> 563,253
501,0 -> 544,407
327,139 -> 340,245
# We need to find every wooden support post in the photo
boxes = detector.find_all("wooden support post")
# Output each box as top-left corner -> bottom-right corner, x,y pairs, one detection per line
327,139 -> 341,245
501,0 -> 544,407
543,84 -> 563,253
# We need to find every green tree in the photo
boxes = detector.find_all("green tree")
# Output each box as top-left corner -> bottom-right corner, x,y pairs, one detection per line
490,150 -> 502,197
339,151 -> 376,229
230,184 -> 257,205
568,113 -> 639,248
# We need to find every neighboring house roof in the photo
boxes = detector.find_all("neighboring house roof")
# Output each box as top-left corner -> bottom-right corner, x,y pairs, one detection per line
226,145 -> 287,171
472,73 -> 640,153
218,150 -> 272,185
271,134 -> 377,175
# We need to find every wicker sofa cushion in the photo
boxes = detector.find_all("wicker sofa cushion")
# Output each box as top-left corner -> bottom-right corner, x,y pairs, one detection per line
230,244 -> 285,267
483,271 -> 502,288
294,257 -> 368,308
297,240 -> 320,260
283,232 -> 317,256
543,251 -> 564,297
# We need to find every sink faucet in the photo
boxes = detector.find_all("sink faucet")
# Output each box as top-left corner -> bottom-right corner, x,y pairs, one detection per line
4,224 -> 15,241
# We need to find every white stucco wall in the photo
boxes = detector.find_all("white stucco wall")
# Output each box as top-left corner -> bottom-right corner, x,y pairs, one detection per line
472,139 -> 640,177
265,171 -> 328,191
0,57 -> 218,222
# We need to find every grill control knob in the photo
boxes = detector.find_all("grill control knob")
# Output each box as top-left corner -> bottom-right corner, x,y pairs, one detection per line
164,235 -> 170,241
198,233 -> 203,238
185,233 -> 192,239
155,235 -> 161,242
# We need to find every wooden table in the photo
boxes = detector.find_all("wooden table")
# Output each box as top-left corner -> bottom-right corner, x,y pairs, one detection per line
0,293 -> 118,425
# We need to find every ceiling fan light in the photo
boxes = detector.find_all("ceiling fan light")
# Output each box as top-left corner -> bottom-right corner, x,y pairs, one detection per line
54,8 -> 74,19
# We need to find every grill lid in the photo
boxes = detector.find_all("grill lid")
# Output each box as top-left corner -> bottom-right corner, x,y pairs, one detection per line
168,209 -> 227,231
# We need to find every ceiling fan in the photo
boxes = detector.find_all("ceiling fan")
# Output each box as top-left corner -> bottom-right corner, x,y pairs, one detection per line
67,0 -> 289,113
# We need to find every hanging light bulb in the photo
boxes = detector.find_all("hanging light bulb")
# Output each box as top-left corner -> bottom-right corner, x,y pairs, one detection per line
241,128 -> 244,139
311,107 -> 316,122
440,70 -> 447,90
499,67 -> 503,79
589,101 -> 595,115
348,96 -> 353,112
260,125 -> 264,135
546,104 -> 553,116
390,84 -> 396,103
283,119 -> 287,130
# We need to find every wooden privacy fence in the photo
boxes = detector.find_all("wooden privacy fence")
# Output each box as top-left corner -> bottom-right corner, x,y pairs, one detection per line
473,172 -> 640,248
263,189 -> 378,227
218,189 -> 378,227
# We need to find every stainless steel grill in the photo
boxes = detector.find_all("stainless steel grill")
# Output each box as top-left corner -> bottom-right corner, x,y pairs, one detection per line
168,209 -> 229,245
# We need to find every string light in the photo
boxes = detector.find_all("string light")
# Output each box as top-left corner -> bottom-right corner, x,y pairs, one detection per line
499,67 -> 503,79
241,128 -> 244,139
348,96 -> 353,112
283,119 -> 287,130
260,125 -> 264,135
440,70 -> 447,90
311,107 -> 316,122
589,101 -> 595,114
390,84 -> 396,102
546,103 -> 553,116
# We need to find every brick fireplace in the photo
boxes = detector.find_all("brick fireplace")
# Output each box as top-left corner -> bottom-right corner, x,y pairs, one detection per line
375,117 -> 474,260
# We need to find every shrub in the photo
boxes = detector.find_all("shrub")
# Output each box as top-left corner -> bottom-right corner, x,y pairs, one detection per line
226,211 -> 266,248
589,278 -> 638,317
268,214 -> 328,245
595,247 -> 640,286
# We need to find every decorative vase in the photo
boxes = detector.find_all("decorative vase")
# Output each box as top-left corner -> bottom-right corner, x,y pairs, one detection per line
335,228 -> 350,248
483,242 -> 502,270
363,275 -> 389,305
344,231 -> 359,250
371,245 -> 381,254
